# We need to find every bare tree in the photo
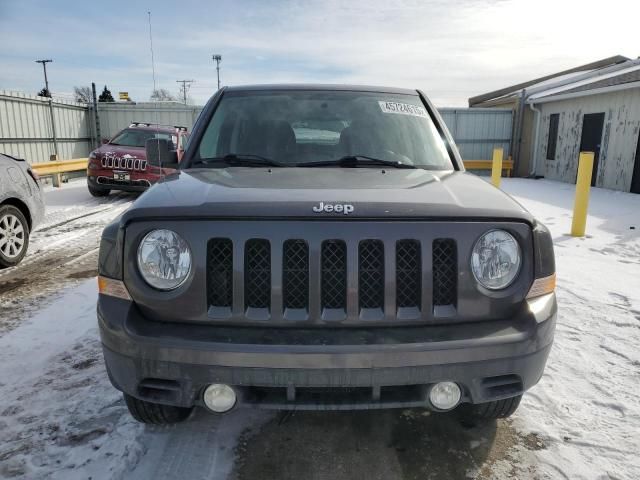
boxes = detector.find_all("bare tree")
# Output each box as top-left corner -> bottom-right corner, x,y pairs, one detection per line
73,86 -> 92,103
150,89 -> 177,102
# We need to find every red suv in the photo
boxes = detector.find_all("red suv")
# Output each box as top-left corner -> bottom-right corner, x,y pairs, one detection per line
87,123 -> 189,197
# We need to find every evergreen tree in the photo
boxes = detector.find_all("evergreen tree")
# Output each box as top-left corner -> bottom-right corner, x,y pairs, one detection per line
98,85 -> 115,102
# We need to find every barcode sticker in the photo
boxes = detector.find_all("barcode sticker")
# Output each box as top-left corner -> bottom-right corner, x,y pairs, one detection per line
378,101 -> 428,118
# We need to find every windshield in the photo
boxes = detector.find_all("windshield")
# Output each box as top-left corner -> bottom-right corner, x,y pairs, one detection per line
110,129 -> 177,148
193,90 -> 453,169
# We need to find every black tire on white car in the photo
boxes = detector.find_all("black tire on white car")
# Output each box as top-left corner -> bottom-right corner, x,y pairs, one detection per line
123,393 -> 193,425
0,204 -> 30,268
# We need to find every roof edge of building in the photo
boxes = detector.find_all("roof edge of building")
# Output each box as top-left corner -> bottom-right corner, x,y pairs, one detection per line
468,55 -> 630,107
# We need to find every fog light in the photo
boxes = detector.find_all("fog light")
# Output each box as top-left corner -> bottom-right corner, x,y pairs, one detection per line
203,384 -> 236,413
429,381 -> 461,410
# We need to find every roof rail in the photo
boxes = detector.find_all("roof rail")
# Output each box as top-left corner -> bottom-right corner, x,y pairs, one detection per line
129,122 -> 188,131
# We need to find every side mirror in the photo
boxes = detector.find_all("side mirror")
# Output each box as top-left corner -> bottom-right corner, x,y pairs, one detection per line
101,138 -> 110,144
146,138 -> 179,168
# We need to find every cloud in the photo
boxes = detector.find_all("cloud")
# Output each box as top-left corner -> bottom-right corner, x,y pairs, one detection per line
0,0 -> 638,106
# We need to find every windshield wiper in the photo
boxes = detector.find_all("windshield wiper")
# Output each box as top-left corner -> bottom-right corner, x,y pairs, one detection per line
195,154 -> 288,168
298,155 -> 416,169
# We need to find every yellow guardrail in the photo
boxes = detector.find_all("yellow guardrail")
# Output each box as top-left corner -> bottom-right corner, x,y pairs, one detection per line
464,157 -> 513,178
31,158 -> 88,187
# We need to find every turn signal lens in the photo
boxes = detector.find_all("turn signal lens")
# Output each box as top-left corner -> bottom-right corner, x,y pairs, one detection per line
526,273 -> 556,299
98,276 -> 132,300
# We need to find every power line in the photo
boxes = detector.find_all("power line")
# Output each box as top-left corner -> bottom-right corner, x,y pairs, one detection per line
176,79 -> 195,104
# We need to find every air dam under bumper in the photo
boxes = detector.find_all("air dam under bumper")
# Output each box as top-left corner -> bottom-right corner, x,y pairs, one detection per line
98,293 -> 556,411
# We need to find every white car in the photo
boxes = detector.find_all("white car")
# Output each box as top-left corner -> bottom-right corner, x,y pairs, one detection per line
0,153 -> 44,267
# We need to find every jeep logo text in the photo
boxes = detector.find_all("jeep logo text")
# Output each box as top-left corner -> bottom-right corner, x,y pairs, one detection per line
312,202 -> 354,215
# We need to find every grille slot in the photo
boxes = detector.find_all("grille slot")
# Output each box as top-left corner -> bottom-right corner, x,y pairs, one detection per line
283,240 -> 309,310
321,240 -> 347,310
245,239 -> 271,309
206,239 -> 233,307
359,240 -> 385,310
396,240 -> 421,309
433,239 -> 457,306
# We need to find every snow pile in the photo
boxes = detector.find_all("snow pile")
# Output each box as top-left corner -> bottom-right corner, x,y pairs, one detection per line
500,179 -> 640,480
0,280 -> 144,479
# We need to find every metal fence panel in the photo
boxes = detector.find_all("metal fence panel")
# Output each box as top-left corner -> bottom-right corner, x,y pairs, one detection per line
94,103 -> 203,140
0,90 -> 92,163
439,108 -> 513,160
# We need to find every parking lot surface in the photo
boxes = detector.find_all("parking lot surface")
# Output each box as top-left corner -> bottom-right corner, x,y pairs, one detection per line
0,178 -> 639,479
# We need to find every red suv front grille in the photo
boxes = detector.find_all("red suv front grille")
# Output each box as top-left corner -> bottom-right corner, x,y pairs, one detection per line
101,155 -> 147,171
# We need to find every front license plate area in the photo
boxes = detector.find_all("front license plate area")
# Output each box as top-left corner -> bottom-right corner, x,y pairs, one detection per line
114,171 -> 130,181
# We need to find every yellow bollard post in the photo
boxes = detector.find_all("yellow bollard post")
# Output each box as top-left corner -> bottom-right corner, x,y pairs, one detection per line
571,151 -> 595,237
491,148 -> 504,188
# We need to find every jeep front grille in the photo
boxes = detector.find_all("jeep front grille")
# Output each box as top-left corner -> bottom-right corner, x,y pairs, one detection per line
205,236 -> 458,323
101,156 -> 147,171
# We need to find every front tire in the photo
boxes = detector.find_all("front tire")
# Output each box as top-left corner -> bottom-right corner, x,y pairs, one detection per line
0,205 -> 30,268
88,185 -> 110,197
123,393 -> 192,425
459,395 -> 522,424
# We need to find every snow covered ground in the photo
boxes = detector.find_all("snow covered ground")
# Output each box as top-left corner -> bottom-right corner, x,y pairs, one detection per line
0,178 -> 638,479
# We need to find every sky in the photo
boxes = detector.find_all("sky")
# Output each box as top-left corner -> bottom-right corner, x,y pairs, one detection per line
0,0 -> 638,107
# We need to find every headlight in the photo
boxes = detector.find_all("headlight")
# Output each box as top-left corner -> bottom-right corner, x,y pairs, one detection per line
137,229 -> 192,290
471,230 -> 521,290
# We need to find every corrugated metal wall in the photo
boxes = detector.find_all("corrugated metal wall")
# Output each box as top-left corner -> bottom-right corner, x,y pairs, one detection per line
0,90 -> 92,163
0,92 -> 513,164
439,108 -> 513,160
94,103 -> 203,140
534,89 -> 640,192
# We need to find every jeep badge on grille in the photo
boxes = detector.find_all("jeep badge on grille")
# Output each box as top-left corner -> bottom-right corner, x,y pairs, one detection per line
312,202 -> 354,214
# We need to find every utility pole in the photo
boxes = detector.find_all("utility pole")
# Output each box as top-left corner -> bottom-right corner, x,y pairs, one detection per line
91,82 -> 102,147
212,54 -> 222,90
35,59 -> 52,95
35,59 -> 59,160
176,79 -> 195,104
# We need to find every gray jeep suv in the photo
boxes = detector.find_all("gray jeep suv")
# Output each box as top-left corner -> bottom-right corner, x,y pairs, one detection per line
97,85 -> 556,424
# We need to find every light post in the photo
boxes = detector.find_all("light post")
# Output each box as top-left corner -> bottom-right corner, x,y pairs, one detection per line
35,59 -> 58,159
212,54 -> 222,90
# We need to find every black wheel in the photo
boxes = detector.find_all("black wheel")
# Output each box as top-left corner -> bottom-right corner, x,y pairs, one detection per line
0,205 -> 30,268
458,395 -> 522,425
88,184 -> 110,197
123,393 -> 192,425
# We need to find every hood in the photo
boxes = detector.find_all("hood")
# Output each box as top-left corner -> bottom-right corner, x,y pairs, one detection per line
121,168 -> 533,223
94,144 -> 145,159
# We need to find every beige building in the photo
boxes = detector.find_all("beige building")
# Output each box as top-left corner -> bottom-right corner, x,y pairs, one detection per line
469,56 -> 634,181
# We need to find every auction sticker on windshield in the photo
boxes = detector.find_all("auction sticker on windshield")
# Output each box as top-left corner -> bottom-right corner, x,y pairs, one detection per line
378,101 -> 428,118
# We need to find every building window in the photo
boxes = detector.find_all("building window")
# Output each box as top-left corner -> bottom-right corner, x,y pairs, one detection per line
546,114 -> 559,160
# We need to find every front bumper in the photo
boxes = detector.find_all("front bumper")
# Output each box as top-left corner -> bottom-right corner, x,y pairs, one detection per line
98,293 -> 556,411
87,172 -> 154,193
